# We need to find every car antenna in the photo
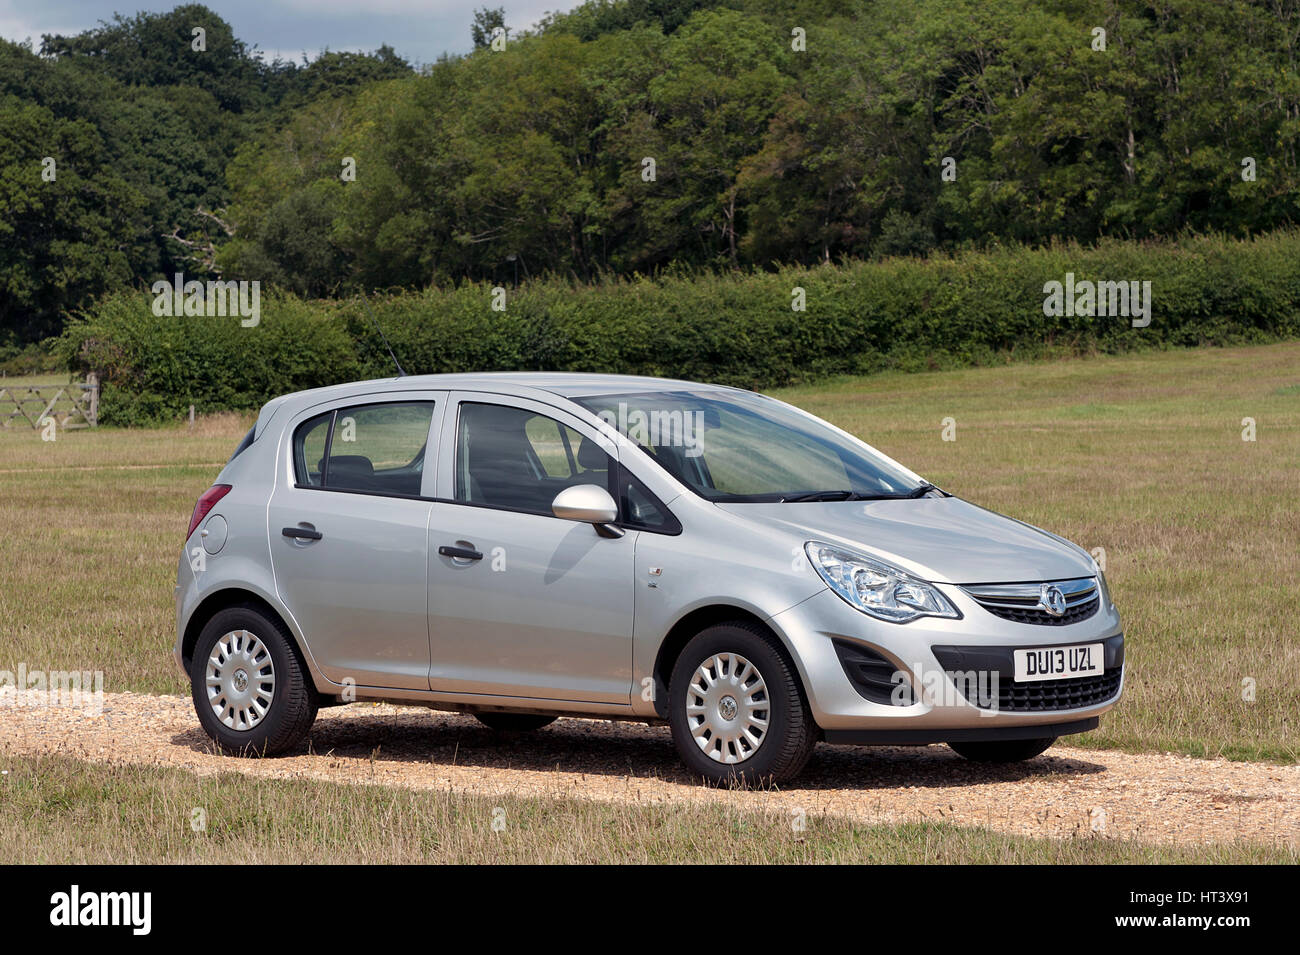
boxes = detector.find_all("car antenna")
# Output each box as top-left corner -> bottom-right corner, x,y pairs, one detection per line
359,290 -> 406,377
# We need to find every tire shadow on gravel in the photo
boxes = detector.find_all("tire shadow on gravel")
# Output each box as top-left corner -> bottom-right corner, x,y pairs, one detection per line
170,708 -> 1107,792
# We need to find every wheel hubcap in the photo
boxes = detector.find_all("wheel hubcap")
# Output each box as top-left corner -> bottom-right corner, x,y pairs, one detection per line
206,630 -> 275,731
685,652 -> 770,765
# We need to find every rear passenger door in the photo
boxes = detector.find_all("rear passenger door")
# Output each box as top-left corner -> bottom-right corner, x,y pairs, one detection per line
425,393 -> 637,704
268,394 -> 445,691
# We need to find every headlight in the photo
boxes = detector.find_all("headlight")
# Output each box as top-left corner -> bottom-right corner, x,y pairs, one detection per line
1095,567 -> 1112,609
805,541 -> 960,623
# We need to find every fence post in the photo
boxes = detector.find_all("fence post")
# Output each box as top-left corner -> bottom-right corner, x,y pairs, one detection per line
87,373 -> 99,428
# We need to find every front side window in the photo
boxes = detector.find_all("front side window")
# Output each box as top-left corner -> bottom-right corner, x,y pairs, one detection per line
573,389 -> 925,503
456,402 -> 612,515
293,401 -> 435,497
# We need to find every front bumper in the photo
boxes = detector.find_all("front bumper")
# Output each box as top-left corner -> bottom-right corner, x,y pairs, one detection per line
770,584 -> 1125,740
821,716 -> 1101,745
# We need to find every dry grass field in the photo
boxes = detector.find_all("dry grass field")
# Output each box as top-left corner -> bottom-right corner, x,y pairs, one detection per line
2,753 -> 1293,864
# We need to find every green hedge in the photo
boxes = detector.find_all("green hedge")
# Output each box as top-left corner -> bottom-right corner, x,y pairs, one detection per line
59,231 -> 1300,425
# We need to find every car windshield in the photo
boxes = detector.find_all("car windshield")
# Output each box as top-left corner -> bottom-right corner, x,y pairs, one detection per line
572,389 -> 927,503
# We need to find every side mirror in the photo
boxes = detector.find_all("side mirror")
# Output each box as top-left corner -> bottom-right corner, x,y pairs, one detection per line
552,484 -> 619,528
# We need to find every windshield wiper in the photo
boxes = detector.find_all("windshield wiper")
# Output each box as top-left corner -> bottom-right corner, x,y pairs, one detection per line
903,482 -> 941,498
782,484 -> 944,503
780,490 -> 900,502
781,483 -> 945,503
781,490 -> 860,502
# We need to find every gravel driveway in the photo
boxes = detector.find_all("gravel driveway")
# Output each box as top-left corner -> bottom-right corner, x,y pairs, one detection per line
3,691 -> 1296,848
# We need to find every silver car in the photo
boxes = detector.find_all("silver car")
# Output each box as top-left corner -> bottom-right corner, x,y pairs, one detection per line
175,373 -> 1123,783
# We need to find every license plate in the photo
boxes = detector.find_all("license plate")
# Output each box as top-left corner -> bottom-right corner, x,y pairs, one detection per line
1013,643 -> 1104,682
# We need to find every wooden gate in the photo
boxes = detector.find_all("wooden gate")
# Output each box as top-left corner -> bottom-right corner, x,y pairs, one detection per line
0,374 -> 99,430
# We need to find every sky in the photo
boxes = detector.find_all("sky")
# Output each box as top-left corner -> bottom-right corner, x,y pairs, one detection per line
0,0 -> 578,65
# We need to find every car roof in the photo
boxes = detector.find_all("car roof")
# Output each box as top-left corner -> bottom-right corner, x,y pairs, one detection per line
280,372 -> 736,403
255,372 -> 742,435
400,371 -> 736,398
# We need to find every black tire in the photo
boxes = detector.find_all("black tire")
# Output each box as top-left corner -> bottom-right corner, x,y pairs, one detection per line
189,604 -> 317,755
948,736 -> 1056,762
669,621 -> 817,785
473,712 -> 557,732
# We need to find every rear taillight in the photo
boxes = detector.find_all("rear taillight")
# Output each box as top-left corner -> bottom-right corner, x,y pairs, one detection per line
187,484 -> 232,540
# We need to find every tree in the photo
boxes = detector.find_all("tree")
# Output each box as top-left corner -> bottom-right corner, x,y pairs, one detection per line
0,88 -> 144,340
639,10 -> 791,266
471,8 -> 507,49
40,5 -> 265,113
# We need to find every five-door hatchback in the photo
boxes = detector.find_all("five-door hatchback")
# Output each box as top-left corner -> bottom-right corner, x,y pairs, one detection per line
177,373 -> 1123,783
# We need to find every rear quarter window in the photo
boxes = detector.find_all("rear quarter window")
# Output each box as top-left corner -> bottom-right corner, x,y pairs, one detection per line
228,426 -> 256,464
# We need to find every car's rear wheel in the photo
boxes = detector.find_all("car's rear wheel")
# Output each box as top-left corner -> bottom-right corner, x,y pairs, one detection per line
474,712 -> 557,732
948,737 -> 1056,762
669,621 -> 817,785
190,605 -> 317,755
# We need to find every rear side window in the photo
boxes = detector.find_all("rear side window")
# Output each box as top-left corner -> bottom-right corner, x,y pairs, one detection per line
293,402 -> 436,497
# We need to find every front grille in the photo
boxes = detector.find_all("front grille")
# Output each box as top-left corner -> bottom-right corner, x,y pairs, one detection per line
960,668 -> 1123,712
979,595 -> 1099,626
962,577 -> 1100,626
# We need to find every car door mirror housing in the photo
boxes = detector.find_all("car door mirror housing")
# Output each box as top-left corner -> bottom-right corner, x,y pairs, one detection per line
552,484 -> 618,525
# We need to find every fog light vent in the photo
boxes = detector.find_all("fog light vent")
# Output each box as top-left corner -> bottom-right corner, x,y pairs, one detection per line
832,639 -> 913,705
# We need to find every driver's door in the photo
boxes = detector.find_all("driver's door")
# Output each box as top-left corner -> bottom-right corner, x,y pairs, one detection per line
425,393 -> 637,703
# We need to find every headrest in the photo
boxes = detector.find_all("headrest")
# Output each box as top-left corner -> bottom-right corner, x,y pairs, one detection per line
326,455 -> 374,477
577,436 -> 607,470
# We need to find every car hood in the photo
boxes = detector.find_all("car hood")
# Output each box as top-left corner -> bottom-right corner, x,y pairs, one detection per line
715,496 -> 1095,584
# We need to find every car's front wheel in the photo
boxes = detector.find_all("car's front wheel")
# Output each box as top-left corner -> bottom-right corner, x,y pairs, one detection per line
669,621 -> 817,785
948,737 -> 1056,762
190,605 -> 317,755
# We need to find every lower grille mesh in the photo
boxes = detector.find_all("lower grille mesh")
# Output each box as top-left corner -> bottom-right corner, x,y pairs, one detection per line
964,668 -> 1123,712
